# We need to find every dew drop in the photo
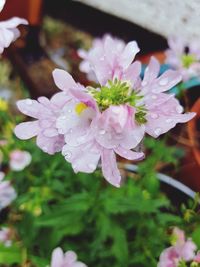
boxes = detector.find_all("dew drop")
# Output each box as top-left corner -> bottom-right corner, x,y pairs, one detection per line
166,118 -> 173,123
88,163 -> 96,170
68,109 -> 72,113
159,78 -> 168,86
152,95 -> 157,99
99,129 -> 106,135
64,151 -> 72,159
26,99 -> 33,105
150,113 -> 158,119
154,128 -> 161,136
176,106 -> 183,113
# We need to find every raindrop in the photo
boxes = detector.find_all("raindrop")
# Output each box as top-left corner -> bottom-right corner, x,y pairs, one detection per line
154,128 -> 161,136
68,109 -> 72,113
176,106 -> 183,113
26,99 -> 33,105
159,78 -> 168,86
64,151 -> 72,159
99,129 -> 106,135
88,163 -> 96,170
166,118 -> 173,123
150,113 -> 158,119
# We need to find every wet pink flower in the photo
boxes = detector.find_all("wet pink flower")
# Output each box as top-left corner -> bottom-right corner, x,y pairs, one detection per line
165,37 -> 200,81
14,93 -> 69,155
0,172 -> 16,210
9,150 -> 31,171
0,227 -> 11,247
78,34 -> 140,85
193,252 -> 200,263
0,0 -> 28,54
51,247 -> 87,267
54,69 -> 144,187
138,57 -> 195,138
158,228 -> 197,267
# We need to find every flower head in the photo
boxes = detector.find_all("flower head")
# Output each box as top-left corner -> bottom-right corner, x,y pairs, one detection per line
9,150 -> 31,171
165,37 -> 200,81
0,172 -> 16,210
51,247 -> 87,267
0,0 -> 28,53
158,228 -> 197,267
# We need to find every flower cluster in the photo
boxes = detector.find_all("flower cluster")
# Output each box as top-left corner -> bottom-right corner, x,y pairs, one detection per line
51,247 -> 87,267
158,227 -> 200,267
0,0 -> 28,54
15,35 -> 195,187
165,37 -> 200,81
0,172 -> 16,211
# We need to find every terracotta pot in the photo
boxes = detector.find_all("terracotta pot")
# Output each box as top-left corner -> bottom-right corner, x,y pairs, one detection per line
0,0 -> 43,25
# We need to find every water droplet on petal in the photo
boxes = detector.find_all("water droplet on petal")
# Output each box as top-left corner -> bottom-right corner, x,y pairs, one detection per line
159,78 -> 168,86
68,109 -> 72,113
141,80 -> 148,86
176,106 -> 183,113
150,113 -> 158,119
88,163 -> 96,170
64,151 -> 72,159
166,118 -> 173,123
26,99 -> 33,105
99,129 -> 106,135
154,128 -> 161,136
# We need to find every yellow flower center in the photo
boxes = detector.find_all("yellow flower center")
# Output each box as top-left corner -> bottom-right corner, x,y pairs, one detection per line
75,102 -> 88,115
0,98 -> 8,111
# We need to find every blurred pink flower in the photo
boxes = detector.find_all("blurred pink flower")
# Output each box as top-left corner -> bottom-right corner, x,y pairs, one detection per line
158,228 -> 197,267
9,150 -> 31,171
0,0 -> 28,53
0,172 -> 16,210
0,227 -> 11,247
165,37 -> 200,81
78,34 -> 140,85
193,252 -> 200,263
51,247 -> 87,267
138,57 -> 195,138
14,93 -> 69,155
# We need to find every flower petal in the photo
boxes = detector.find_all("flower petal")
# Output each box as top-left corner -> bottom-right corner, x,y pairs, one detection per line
14,121 -> 40,140
52,69 -> 77,92
51,247 -> 64,267
119,41 -> 140,69
101,149 -> 121,187
16,99 -> 42,118
115,146 -> 144,161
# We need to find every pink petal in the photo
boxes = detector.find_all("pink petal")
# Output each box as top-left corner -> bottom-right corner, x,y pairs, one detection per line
64,251 -> 77,263
36,134 -> 64,155
52,69 -> 77,92
0,17 -> 28,28
0,0 -> 6,12
14,121 -> 40,140
119,41 -> 140,69
122,61 -> 141,86
17,99 -> 42,118
51,247 -> 64,267
62,142 -> 100,173
155,70 -> 182,93
142,57 -> 160,85
101,149 -> 121,187
114,146 -> 144,161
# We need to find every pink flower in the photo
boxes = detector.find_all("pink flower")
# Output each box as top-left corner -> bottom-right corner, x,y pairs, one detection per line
158,228 -> 197,267
0,227 -> 11,247
54,69 -> 144,187
14,93 -> 69,155
78,34 -> 140,85
138,57 -> 195,137
9,150 -> 31,171
0,0 -> 28,53
165,37 -> 200,81
193,252 -> 200,263
51,247 -> 87,267
0,172 -> 16,210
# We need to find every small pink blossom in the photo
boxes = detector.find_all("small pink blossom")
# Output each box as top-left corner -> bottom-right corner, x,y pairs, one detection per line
51,247 -> 87,267
9,150 -> 31,171
0,172 -> 16,210
14,93 -> 70,155
0,227 -> 12,247
165,37 -> 200,81
193,252 -> 200,263
78,34 -> 140,85
0,0 -> 28,53
158,228 -> 197,267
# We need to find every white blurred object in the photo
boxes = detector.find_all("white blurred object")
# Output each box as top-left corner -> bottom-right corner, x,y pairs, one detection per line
75,0 -> 200,41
